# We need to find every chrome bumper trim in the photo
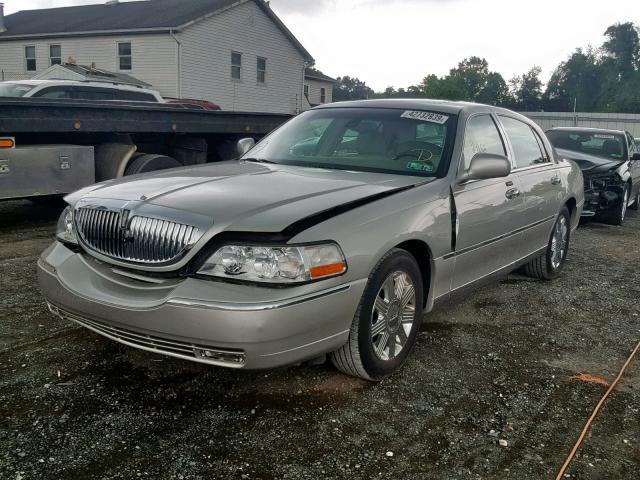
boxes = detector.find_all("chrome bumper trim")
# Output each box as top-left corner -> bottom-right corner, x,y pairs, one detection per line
166,283 -> 352,312
46,303 -> 247,368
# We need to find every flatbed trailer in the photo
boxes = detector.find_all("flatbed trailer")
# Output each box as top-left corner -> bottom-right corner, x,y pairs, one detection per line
0,98 -> 291,200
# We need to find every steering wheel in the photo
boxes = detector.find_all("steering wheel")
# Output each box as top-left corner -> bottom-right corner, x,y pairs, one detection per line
392,141 -> 443,163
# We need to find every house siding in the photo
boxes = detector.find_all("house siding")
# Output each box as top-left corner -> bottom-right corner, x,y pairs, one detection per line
304,78 -> 333,107
0,34 -> 179,96
178,0 -> 307,114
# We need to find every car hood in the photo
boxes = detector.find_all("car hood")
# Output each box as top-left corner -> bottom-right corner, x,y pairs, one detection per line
555,148 -> 624,174
69,161 -> 429,233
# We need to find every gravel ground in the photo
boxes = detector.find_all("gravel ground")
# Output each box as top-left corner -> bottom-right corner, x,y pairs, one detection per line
1,200 -> 639,480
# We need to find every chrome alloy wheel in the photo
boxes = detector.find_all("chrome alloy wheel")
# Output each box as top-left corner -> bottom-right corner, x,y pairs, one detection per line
550,215 -> 569,269
370,271 -> 416,361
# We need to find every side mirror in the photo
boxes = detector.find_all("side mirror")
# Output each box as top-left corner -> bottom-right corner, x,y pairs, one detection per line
237,137 -> 256,158
631,153 -> 640,161
458,153 -> 511,183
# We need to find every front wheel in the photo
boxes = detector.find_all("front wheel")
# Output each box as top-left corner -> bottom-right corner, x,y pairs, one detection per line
524,207 -> 571,280
602,185 -> 629,225
331,249 -> 424,381
629,187 -> 639,211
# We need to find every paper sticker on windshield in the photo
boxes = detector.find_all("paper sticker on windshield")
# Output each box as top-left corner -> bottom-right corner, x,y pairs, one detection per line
401,111 -> 449,124
594,134 -> 616,139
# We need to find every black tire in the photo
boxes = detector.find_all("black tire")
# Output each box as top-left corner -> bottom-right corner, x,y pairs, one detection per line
601,184 -> 629,226
330,248 -> 424,381
629,187 -> 639,211
524,207 -> 571,281
124,153 -> 182,176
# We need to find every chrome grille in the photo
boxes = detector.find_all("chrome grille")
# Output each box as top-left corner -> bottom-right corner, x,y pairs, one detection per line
75,207 -> 201,264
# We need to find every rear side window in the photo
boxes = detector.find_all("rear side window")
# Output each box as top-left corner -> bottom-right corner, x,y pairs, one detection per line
33,87 -> 72,99
500,116 -> 546,169
462,115 -> 506,170
73,88 -> 115,101
113,90 -> 157,102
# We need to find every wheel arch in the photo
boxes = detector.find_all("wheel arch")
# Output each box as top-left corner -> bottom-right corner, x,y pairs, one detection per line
394,239 -> 433,308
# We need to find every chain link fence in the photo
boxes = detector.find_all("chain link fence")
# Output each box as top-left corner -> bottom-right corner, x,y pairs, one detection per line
1,71 -> 32,81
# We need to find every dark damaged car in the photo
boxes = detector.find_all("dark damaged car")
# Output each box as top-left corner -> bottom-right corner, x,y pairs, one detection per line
547,127 -> 640,225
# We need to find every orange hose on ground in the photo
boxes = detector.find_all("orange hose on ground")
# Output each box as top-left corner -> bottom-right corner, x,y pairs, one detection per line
555,340 -> 640,480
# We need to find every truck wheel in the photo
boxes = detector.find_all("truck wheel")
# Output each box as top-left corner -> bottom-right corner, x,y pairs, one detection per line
330,249 -> 424,381
524,207 -> 571,281
124,154 -> 182,176
602,185 -> 629,226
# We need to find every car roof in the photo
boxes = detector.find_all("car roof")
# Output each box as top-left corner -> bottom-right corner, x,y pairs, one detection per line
1,79 -> 157,92
312,98 -> 528,119
547,126 -> 627,136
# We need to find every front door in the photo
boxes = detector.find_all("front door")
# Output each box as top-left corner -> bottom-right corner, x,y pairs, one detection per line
451,114 -> 525,291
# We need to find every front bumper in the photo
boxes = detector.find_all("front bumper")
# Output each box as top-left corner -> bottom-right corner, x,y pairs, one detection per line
38,242 -> 366,370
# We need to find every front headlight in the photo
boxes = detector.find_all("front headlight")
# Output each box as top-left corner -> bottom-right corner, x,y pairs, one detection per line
198,243 -> 347,284
56,206 -> 78,245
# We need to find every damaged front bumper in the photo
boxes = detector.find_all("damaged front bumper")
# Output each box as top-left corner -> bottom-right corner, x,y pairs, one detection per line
581,172 -> 626,217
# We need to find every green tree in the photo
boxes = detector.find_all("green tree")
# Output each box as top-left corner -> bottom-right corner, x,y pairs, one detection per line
510,66 -> 543,111
333,76 -> 375,102
602,22 -> 640,79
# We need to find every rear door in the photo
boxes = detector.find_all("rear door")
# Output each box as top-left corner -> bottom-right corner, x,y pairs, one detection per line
451,114 -> 525,290
498,115 -> 561,254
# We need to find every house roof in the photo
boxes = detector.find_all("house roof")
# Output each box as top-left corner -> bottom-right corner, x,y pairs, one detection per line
0,0 -> 314,62
305,68 -> 337,83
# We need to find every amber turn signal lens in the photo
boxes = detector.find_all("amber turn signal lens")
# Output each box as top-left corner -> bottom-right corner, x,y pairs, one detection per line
309,262 -> 346,279
0,138 -> 15,148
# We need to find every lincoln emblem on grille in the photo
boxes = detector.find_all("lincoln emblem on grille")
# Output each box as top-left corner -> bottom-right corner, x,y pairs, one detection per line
119,209 -> 132,241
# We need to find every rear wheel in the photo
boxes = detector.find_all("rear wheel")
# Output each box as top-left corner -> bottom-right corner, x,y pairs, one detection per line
524,207 -> 570,280
124,153 -> 182,176
331,249 -> 424,381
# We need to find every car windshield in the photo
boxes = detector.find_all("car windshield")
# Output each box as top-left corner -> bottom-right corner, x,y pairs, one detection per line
0,83 -> 36,98
243,108 -> 457,177
547,130 -> 627,161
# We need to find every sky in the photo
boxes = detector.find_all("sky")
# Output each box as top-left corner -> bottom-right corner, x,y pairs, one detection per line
4,0 -> 638,91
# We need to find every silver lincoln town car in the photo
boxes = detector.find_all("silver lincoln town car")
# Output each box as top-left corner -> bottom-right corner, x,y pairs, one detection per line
39,99 -> 584,381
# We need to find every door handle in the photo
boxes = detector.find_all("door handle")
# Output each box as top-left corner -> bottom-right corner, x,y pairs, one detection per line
505,188 -> 521,200
551,176 -> 561,185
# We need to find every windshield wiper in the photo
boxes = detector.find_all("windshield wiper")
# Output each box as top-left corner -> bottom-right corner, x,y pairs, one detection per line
243,158 -> 277,164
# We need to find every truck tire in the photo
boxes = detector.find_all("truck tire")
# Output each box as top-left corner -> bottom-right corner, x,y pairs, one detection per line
524,207 -> 571,281
124,154 -> 182,176
330,248 -> 424,381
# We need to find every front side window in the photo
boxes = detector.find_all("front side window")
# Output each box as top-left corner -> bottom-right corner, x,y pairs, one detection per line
546,130 -> 627,161
231,52 -> 242,80
118,42 -> 132,70
320,88 -> 326,103
25,46 -> 36,72
500,116 -> 546,169
243,108 -> 457,178
462,114 -> 506,170
49,45 -> 62,66
257,57 -> 266,84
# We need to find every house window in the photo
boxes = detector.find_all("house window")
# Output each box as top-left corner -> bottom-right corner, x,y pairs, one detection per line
257,57 -> 267,84
231,52 -> 242,80
25,46 -> 36,72
320,87 -> 326,103
118,42 -> 132,71
304,84 -> 309,99
49,45 -> 62,66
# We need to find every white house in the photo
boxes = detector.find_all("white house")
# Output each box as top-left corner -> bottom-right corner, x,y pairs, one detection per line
304,67 -> 336,109
0,0 -> 315,114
